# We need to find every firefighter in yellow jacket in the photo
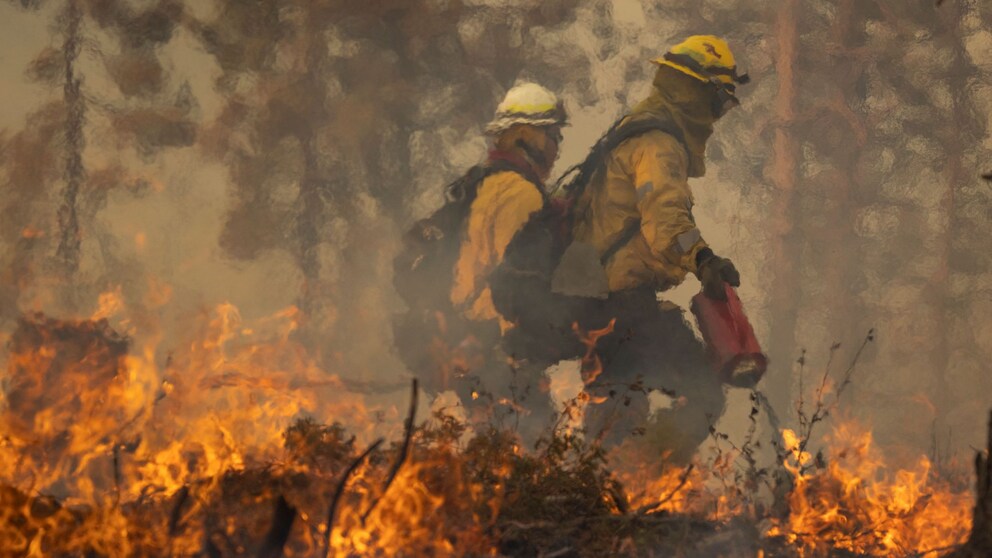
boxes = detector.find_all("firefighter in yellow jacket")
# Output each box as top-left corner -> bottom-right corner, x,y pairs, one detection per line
567,36 -> 749,461
448,82 -> 567,437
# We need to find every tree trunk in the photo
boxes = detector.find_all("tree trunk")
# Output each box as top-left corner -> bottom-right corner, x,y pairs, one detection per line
947,411 -> 992,557
929,0 -> 975,452
763,0 -> 802,417
821,0 -> 860,340
295,8 -> 330,345
56,0 -> 85,278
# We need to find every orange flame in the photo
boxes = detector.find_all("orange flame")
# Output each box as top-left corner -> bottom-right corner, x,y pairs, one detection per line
572,318 -> 615,387
0,292 -> 976,556
768,419 -> 971,556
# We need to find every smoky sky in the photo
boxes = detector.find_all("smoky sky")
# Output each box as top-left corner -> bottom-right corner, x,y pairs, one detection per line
0,0 -> 991,463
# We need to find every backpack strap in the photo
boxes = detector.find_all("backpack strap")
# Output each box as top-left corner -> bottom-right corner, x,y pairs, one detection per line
556,113 -> 687,201
444,164 -> 489,204
555,113 -> 687,266
445,158 -> 545,206
599,217 -> 641,266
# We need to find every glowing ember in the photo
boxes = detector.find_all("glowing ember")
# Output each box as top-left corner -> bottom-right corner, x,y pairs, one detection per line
20,226 -> 45,239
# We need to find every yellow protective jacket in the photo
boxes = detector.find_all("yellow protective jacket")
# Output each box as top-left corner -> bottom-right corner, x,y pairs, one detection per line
571,121 -> 707,292
450,158 -> 545,329
571,68 -> 720,293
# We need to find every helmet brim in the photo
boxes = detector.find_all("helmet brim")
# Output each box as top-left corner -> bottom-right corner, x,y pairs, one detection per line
651,58 -> 736,86
485,116 -> 570,136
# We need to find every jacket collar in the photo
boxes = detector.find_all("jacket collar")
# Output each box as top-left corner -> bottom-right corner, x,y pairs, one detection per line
487,148 -> 543,185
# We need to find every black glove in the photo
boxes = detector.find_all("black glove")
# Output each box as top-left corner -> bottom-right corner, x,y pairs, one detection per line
695,248 -> 740,301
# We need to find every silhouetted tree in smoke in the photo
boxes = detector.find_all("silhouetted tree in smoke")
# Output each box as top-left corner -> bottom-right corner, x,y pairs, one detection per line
820,0 -> 988,448
732,0 -> 992,448
923,0 -> 987,443
0,0 -> 194,314
191,0 -> 584,365
56,0 -> 84,276
191,0 -> 338,336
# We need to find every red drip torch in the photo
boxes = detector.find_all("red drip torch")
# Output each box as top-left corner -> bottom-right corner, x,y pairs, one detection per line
690,283 -> 767,388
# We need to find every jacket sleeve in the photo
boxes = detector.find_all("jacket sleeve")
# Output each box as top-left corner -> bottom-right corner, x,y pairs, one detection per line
623,130 -> 709,275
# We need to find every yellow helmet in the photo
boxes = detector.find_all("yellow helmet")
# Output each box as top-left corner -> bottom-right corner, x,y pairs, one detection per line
485,82 -> 568,135
652,35 -> 750,87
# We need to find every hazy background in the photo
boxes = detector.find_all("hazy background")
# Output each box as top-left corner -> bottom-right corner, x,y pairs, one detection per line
1,0 -> 991,463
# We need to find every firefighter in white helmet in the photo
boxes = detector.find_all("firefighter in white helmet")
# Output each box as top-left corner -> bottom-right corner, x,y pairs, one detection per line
394,83 -> 568,440
451,82 -> 567,326
426,82 -> 568,441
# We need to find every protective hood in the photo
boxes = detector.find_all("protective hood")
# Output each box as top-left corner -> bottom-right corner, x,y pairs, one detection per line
630,65 -> 721,177
493,124 -> 557,180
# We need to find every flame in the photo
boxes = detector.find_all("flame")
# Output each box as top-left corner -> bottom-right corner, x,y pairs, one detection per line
0,292 -> 976,556
0,291 -> 411,554
92,286 -> 125,321
126,302 -> 380,497
768,419 -> 971,556
572,318 -> 616,386
611,435 -> 752,522
544,321 -> 618,438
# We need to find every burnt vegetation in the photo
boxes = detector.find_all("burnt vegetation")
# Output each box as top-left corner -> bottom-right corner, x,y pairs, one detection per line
1,0 -> 991,556
0,314 -> 980,558
0,391 -> 982,556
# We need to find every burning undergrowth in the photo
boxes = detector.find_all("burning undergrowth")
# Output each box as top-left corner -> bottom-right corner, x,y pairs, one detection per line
0,301 -> 979,557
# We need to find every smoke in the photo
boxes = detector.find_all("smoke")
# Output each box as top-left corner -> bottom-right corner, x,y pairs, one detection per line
0,0 -> 991,462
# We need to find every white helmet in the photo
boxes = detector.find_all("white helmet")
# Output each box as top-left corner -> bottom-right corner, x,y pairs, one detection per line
485,82 -> 568,135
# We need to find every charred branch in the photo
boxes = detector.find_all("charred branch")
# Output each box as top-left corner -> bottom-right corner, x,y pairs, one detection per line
947,411 -> 992,557
322,437 -> 384,558
167,485 -> 191,537
360,378 -> 418,525
256,495 -> 296,558
635,464 -> 695,516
